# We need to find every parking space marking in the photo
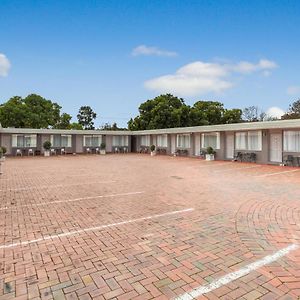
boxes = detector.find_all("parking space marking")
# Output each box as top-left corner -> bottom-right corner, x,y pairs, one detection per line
256,169 -> 300,177
174,243 -> 298,300
0,191 -> 145,210
198,162 -> 233,168
0,180 -> 116,192
0,208 -> 194,249
213,165 -> 262,173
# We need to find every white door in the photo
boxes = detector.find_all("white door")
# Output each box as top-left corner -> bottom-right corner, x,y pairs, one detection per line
194,134 -> 201,156
270,133 -> 282,163
226,134 -> 234,159
171,135 -> 176,154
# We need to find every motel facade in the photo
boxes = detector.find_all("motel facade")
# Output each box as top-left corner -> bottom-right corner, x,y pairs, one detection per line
1,119 -> 300,165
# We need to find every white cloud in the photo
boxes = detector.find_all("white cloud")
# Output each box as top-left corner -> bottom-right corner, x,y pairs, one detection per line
287,86 -> 300,96
266,106 -> 285,119
132,45 -> 178,57
145,59 -> 277,96
0,53 -> 11,77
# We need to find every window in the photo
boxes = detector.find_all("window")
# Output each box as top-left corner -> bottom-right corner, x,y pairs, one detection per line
112,136 -> 128,146
12,134 -> 37,147
248,131 -> 262,151
235,132 -> 247,150
235,131 -> 262,151
140,135 -> 150,146
51,135 -> 72,147
177,134 -> 190,148
201,132 -> 220,149
61,135 -> 72,147
284,131 -> 300,152
157,134 -> 168,147
84,135 -> 102,147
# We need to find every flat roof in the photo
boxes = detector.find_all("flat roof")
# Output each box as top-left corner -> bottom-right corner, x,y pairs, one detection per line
1,119 -> 300,135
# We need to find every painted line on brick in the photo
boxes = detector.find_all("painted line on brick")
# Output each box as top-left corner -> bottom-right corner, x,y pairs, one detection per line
256,169 -> 300,177
0,208 -> 194,249
198,162 -> 233,168
214,165 -> 262,173
0,180 -> 116,192
0,191 -> 144,210
174,243 -> 298,300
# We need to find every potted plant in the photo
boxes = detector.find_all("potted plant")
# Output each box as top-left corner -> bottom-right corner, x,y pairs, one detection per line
100,142 -> 106,155
150,144 -> 156,156
43,141 -> 51,157
0,147 -> 7,161
205,146 -> 216,161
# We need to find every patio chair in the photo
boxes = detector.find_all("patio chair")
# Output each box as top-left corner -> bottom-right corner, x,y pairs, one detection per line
61,148 -> 66,155
50,149 -> 56,156
284,155 -> 294,166
86,147 -> 91,154
123,147 -> 128,153
233,152 -> 241,161
294,157 -> 300,167
114,147 -> 119,153
16,149 -> 22,157
250,153 -> 256,163
95,148 -> 100,154
28,149 -> 34,156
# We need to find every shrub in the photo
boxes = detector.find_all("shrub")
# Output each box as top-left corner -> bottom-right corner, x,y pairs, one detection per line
206,146 -> 216,155
0,146 -> 7,155
0,147 -> 3,158
100,142 -> 106,150
43,141 -> 51,151
150,144 -> 155,152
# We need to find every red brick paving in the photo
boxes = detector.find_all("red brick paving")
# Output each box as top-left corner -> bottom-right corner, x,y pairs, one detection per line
0,154 -> 300,299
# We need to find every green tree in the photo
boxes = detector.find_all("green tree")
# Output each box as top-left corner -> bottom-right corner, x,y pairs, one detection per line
128,94 -> 189,130
0,96 -> 27,128
53,113 -> 72,129
101,122 -> 127,131
282,99 -> 300,119
69,122 -> 83,130
222,109 -> 243,124
77,106 -> 97,130
0,94 -> 64,128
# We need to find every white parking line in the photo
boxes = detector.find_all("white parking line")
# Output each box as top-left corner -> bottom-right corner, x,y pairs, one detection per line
0,180 -> 116,192
257,169 -> 300,177
0,191 -> 144,210
0,208 -> 194,249
174,243 -> 298,300
198,162 -> 233,168
214,165 -> 262,173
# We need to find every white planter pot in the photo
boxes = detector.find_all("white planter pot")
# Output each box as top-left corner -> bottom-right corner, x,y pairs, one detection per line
44,150 -> 50,157
205,154 -> 215,161
100,150 -> 106,155
151,151 -> 156,156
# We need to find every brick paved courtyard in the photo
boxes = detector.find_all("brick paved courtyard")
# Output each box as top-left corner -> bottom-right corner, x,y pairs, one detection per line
1,154 -> 300,300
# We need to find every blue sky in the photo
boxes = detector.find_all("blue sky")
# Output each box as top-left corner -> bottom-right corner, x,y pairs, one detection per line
1,0 -> 300,127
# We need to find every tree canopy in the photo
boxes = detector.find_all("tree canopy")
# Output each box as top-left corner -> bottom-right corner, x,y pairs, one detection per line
77,106 -> 97,130
128,94 -> 242,130
281,99 -> 300,119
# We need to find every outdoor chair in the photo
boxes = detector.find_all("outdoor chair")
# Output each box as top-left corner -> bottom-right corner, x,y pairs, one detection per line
199,150 -> 206,159
61,148 -> 66,155
233,152 -> 243,162
284,155 -> 294,166
294,157 -> 300,167
123,147 -> 128,153
86,147 -> 91,154
114,147 -> 119,153
50,149 -> 56,155
95,148 -> 100,154
16,149 -> 22,156
250,153 -> 256,163
28,149 -> 34,156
